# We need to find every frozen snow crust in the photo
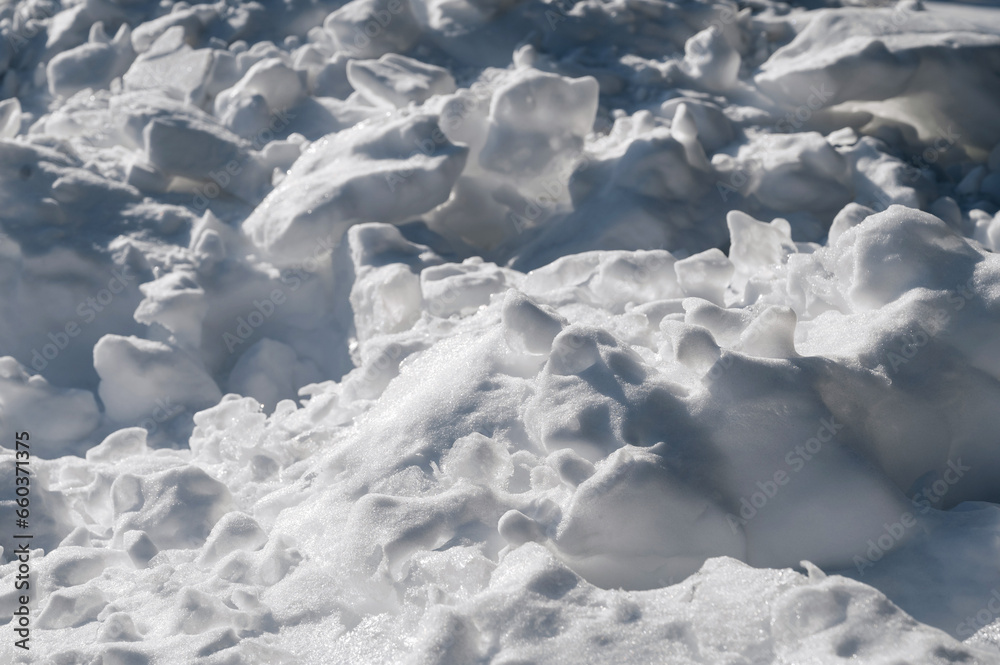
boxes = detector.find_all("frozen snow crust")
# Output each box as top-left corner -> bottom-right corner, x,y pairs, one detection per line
4,0 -> 1000,661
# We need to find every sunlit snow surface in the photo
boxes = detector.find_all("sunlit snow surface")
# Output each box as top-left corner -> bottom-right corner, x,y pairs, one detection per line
3,0 -> 1000,661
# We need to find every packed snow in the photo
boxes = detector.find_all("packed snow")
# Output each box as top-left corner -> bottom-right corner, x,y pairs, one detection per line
2,0 -> 1000,662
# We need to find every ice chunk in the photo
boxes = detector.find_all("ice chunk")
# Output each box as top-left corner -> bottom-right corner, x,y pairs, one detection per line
828,202 -> 874,244
674,248 -> 734,305
736,305 -> 798,359
0,98 -> 21,139
726,211 -> 797,290
479,69 -> 598,177
214,57 -> 307,125
730,132 -> 852,216
94,335 -> 222,424
552,444 -> 745,589
611,127 -> 710,201
122,26 -> 221,107
142,116 -> 269,203
112,466 -> 233,550
310,53 -> 354,99
96,613 -> 142,642
836,206 -> 982,309
972,209 -> 1000,251
85,428 -> 150,464
37,546 -> 130,590
46,0 -> 126,56
681,25 -> 740,92
659,98 -> 734,153
547,448 -> 596,486
123,530 -> 159,568
755,8 -> 1000,160
199,512 -> 268,565
661,320 -> 721,373
324,0 -> 422,58
441,432 -> 513,486
347,54 -> 456,108
130,3 -> 220,54
0,140 -> 141,250
133,268 -> 208,348
37,585 -> 107,629
47,23 -> 135,98
242,114 -> 467,264
501,290 -> 564,355
421,257 -> 514,317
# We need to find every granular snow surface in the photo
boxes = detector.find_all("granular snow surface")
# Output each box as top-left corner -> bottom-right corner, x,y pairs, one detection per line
3,0 -> 1000,662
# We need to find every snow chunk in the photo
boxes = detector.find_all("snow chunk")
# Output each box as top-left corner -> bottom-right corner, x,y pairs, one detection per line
480,69 -> 598,176
94,335 -> 222,424
112,466 -> 233,550
122,26 -> 222,107
227,338 -> 321,411
681,25 -> 740,92
0,357 -> 100,457
242,114 -> 468,264
214,57 -> 306,131
755,8 -> 1000,160
199,512 -> 268,565
501,290 -> 564,355
674,248 -> 734,306
47,23 -> 135,98
85,427 -> 150,464
553,444 -> 746,589
727,211 -> 797,290
324,0 -> 422,58
347,53 -> 456,108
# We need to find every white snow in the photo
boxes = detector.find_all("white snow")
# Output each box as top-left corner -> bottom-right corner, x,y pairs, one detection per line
2,0 -> 1000,662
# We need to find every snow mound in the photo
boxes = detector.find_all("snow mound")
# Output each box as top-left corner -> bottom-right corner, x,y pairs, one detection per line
2,0 -> 1000,662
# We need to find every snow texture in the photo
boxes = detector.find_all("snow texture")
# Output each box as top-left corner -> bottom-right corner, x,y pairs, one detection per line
2,0 -> 1000,662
